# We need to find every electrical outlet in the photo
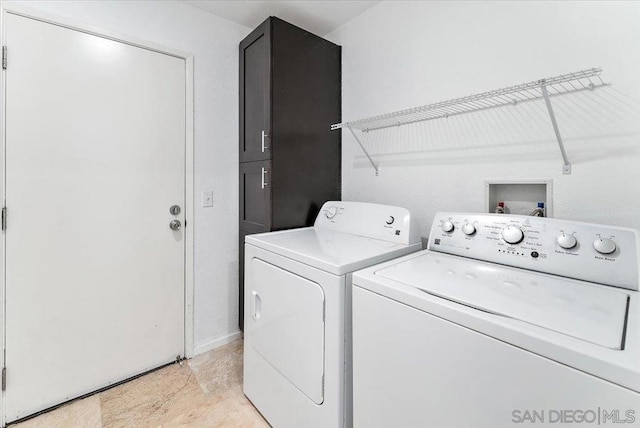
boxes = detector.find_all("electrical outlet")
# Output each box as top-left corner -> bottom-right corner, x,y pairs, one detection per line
202,190 -> 213,207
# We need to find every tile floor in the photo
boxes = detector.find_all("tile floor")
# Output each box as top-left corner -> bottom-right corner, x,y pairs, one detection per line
11,340 -> 269,428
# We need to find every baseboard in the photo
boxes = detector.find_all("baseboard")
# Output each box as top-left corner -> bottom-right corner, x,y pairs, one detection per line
193,330 -> 242,356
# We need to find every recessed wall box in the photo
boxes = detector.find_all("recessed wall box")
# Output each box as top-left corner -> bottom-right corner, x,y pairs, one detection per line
485,180 -> 552,217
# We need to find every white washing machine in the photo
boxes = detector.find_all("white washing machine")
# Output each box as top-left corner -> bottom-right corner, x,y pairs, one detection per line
352,212 -> 640,428
243,201 -> 421,428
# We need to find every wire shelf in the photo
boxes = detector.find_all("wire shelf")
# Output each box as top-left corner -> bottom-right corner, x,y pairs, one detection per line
331,68 -> 608,175
331,68 -> 606,132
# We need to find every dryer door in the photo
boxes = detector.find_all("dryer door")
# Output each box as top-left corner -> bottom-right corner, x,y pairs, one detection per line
248,258 -> 325,404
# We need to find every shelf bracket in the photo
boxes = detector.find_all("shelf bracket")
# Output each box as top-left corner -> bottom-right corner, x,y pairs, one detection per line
347,126 -> 379,176
540,81 -> 572,175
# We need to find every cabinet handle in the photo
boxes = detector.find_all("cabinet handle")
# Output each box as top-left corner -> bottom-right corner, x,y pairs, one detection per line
261,167 -> 270,189
261,130 -> 270,152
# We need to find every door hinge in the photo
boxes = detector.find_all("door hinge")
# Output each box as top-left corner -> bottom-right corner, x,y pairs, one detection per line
2,367 -> 6,391
2,46 -> 6,70
1,207 -> 6,231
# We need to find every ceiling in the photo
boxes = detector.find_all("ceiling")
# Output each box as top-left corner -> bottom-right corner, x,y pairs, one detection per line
180,1 -> 380,36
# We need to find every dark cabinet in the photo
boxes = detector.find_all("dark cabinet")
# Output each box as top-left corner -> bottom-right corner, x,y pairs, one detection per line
238,17 -> 342,329
239,160 -> 271,233
239,21 -> 271,163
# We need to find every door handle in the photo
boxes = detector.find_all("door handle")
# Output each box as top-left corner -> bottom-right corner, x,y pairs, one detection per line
169,220 -> 181,230
261,167 -> 270,189
261,130 -> 269,152
251,291 -> 261,319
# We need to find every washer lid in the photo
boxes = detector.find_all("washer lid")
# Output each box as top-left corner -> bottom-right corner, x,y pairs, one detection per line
374,252 -> 629,350
246,227 -> 420,275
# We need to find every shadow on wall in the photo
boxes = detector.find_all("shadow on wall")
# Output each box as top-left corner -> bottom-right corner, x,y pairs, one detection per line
229,259 -> 239,332
348,86 -> 640,169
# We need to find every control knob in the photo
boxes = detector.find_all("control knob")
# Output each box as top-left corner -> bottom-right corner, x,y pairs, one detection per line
593,238 -> 616,255
442,221 -> 455,233
386,216 -> 395,225
557,234 -> 577,250
501,225 -> 524,244
325,206 -> 338,219
461,223 -> 476,236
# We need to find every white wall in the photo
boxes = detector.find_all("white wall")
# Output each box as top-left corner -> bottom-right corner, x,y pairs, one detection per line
328,1 -> 640,236
9,0 -> 250,353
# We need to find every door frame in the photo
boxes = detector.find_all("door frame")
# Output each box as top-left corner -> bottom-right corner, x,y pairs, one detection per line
0,3 -> 195,424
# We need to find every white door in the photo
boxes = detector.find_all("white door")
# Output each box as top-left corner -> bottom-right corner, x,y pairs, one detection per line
3,13 -> 186,422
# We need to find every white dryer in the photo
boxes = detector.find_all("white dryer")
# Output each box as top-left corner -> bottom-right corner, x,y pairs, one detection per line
352,212 -> 640,428
243,201 -> 421,428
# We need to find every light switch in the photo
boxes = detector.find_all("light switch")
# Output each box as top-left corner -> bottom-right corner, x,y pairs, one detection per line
202,190 -> 213,207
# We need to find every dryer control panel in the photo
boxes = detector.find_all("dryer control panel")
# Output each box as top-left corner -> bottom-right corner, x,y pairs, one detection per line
428,212 -> 640,291
315,201 -> 420,245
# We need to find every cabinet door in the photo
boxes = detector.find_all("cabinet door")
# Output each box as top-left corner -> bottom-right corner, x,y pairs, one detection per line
240,160 -> 272,233
240,19 -> 271,163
